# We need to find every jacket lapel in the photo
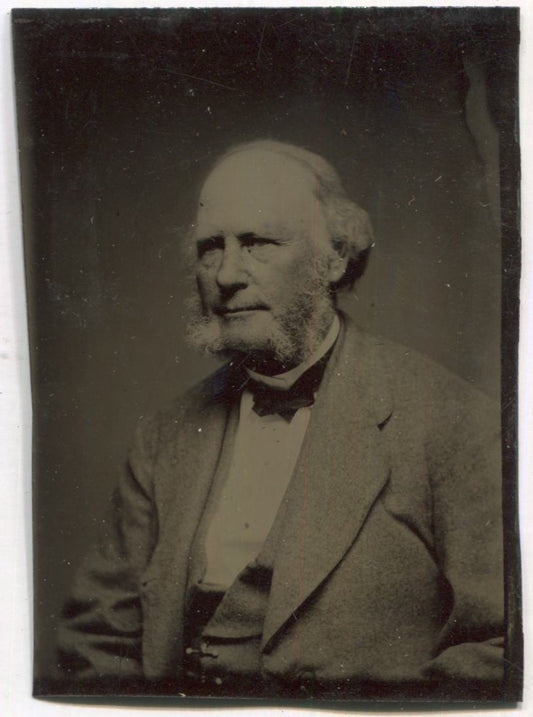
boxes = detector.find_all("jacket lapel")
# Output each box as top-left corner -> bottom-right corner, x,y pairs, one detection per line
156,356 -> 256,551
156,374 -> 238,537
261,319 -> 393,651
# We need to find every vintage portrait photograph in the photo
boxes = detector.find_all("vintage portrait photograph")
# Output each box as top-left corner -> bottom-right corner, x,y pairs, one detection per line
10,4 -> 521,705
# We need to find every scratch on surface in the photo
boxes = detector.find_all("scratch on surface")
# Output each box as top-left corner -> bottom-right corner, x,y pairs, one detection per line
313,41 -> 334,64
345,32 -> 356,86
277,16 -> 300,29
257,21 -> 267,64
163,68 -> 237,92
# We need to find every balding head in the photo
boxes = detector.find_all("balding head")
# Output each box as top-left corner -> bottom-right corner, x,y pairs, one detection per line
186,140 -> 373,370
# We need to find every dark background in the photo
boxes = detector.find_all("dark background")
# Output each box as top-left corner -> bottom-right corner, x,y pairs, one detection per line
12,7 -> 519,683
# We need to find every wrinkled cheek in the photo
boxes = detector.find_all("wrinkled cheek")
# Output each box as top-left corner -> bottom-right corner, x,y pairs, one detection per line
195,274 -> 215,313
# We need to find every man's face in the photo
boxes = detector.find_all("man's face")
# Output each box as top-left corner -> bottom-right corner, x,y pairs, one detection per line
188,149 -> 337,369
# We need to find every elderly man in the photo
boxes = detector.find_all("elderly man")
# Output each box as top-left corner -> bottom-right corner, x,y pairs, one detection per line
58,140 -> 503,700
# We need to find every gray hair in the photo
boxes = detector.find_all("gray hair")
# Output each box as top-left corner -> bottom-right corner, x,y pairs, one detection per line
212,139 -> 374,290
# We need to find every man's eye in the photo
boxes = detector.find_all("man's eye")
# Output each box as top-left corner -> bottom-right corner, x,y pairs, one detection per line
242,236 -> 278,259
197,237 -> 223,259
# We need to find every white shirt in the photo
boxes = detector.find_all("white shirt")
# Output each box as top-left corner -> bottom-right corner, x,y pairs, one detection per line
202,315 -> 340,589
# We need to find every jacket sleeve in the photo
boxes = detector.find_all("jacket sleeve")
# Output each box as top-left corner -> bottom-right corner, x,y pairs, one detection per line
421,385 -> 505,699
56,416 -> 159,682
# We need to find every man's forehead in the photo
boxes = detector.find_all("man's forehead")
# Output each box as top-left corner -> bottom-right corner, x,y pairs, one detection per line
199,149 -> 317,205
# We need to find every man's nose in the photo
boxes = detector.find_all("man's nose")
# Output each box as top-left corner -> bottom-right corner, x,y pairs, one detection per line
216,239 -> 248,291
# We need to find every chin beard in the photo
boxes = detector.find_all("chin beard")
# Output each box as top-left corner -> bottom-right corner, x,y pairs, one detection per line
185,276 -> 334,370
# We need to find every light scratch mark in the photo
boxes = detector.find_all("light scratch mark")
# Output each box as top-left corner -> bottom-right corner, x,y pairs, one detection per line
163,68 -> 237,92
257,21 -> 267,64
313,41 -> 334,64
345,32 -> 356,86
277,16 -> 299,29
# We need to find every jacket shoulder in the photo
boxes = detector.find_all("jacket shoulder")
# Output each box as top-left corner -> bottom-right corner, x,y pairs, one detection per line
342,318 -> 498,429
136,361 -> 234,442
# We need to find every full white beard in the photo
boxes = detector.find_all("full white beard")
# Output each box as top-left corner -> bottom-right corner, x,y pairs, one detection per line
185,263 -> 334,369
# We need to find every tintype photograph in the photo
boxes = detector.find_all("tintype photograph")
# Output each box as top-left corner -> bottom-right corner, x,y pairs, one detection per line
12,6 -> 521,704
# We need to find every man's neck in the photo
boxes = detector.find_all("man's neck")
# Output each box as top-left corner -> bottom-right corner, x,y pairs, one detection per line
246,314 -> 341,390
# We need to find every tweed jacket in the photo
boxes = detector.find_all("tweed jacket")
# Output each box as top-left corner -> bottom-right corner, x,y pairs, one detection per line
58,315 -> 504,699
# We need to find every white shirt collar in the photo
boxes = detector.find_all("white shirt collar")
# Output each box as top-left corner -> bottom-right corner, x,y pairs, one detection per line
245,313 -> 341,391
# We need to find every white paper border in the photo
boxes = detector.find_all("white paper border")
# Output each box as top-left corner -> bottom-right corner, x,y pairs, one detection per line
1,2 -> 530,715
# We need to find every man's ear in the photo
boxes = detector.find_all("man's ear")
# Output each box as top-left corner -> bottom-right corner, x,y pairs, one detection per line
327,240 -> 349,284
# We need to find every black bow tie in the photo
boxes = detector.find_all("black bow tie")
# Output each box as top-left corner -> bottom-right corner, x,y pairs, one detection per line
247,350 -> 332,422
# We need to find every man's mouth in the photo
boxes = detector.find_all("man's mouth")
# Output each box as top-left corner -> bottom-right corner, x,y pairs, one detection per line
214,305 -> 268,317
